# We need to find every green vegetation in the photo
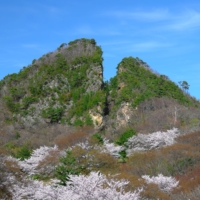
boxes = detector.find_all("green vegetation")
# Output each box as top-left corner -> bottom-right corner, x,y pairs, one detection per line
5,143 -> 32,161
73,118 -> 84,127
92,133 -> 104,145
1,38 -> 105,126
42,107 -> 64,123
1,39 -> 199,132
108,57 -> 197,111
115,128 -> 136,146
55,150 -> 82,185
15,145 -> 32,161
85,114 -> 93,126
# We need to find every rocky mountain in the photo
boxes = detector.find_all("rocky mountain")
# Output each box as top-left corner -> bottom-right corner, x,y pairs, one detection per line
0,38 -> 200,146
0,39 -> 107,147
1,38 -> 200,199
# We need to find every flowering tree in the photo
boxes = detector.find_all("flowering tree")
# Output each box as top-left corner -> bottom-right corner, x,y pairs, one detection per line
142,174 -> 179,192
7,145 -> 60,175
101,139 -> 124,157
126,128 -> 180,154
12,172 -> 142,200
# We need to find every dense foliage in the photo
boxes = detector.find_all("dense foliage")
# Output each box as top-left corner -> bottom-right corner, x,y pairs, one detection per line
115,128 -> 136,146
108,57 -> 197,110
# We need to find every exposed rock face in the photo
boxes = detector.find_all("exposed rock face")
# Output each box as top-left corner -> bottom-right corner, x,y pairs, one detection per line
116,102 -> 132,127
86,65 -> 103,93
89,110 -> 103,129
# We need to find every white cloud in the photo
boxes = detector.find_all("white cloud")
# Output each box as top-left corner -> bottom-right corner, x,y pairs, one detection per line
166,10 -> 200,31
132,41 -> 172,51
104,8 -> 200,32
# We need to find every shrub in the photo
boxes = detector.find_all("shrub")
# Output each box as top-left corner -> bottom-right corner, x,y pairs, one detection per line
85,114 -> 93,126
3,96 -> 20,113
22,96 -> 38,109
73,118 -> 84,127
115,128 -> 136,146
15,146 -> 32,161
42,107 -> 64,123
92,133 -> 104,145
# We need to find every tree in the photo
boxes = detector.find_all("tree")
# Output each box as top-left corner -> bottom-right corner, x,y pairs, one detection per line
13,172 -> 142,199
178,81 -> 189,93
142,174 -> 179,192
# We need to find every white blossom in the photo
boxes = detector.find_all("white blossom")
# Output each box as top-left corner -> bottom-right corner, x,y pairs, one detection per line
102,139 -> 124,157
126,128 -> 180,154
17,145 -> 59,175
142,174 -> 179,192
12,172 -> 142,200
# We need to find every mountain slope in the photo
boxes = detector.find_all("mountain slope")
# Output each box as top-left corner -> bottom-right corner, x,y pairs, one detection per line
0,38 -> 200,145
104,56 -> 200,136
0,39 -> 105,130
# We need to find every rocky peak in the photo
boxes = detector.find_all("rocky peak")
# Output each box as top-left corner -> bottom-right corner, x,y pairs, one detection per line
0,38 -> 105,130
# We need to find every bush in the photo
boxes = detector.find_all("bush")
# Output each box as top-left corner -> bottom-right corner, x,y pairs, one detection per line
42,107 -> 64,123
3,96 -> 20,113
15,146 -> 32,161
92,133 -> 104,145
74,119 -> 84,127
115,128 -> 136,146
22,96 -> 38,109
85,114 -> 93,126
118,150 -> 127,163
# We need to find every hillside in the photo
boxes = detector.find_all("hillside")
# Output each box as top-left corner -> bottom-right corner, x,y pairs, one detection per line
0,38 -> 105,128
1,38 -> 200,199
104,56 -> 200,138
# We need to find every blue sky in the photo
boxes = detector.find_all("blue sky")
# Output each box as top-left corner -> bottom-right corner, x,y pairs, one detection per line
1,0 -> 200,99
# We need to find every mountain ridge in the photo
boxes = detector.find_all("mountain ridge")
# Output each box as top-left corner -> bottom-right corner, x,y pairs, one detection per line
0,38 -> 200,146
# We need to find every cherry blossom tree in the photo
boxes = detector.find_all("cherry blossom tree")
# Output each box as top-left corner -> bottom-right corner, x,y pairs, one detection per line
126,128 -> 180,155
7,145 -> 60,175
142,174 -> 179,192
12,172 -> 142,200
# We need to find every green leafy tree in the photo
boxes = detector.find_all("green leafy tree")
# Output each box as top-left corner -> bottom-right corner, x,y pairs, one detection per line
179,81 -> 190,93
115,128 -> 136,146
42,107 -> 64,123
55,150 -> 81,185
